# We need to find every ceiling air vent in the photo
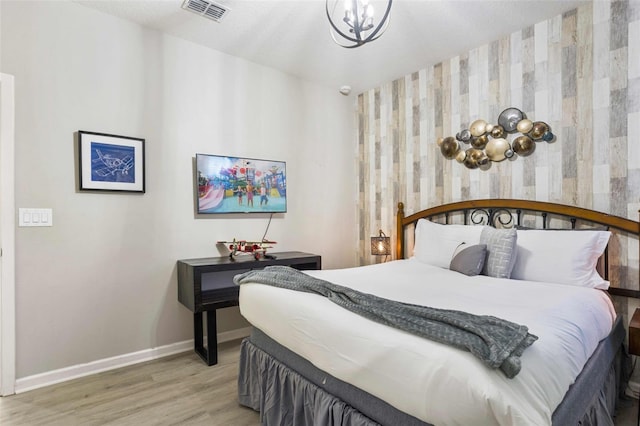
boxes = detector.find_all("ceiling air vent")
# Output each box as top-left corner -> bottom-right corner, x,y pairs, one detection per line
181,0 -> 230,23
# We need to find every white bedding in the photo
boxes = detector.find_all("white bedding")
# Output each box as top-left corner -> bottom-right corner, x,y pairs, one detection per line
238,259 -> 616,426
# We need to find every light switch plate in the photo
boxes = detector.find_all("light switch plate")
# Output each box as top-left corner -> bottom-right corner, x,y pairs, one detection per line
18,208 -> 53,227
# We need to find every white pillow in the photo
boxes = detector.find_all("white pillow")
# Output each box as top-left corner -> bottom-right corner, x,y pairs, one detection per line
413,219 -> 483,268
511,230 -> 611,289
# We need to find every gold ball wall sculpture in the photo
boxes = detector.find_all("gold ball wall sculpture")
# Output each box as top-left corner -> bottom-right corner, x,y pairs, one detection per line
444,107 -> 554,170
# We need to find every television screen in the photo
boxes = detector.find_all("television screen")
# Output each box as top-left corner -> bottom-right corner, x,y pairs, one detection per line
196,153 -> 287,214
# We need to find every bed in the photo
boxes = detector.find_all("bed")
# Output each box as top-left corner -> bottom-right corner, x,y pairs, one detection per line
236,199 -> 640,426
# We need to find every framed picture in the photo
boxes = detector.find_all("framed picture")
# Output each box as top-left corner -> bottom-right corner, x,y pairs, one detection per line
78,131 -> 145,193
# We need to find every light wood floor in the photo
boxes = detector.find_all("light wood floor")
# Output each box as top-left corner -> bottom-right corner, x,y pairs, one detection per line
1,338 -> 638,425
0,339 -> 260,425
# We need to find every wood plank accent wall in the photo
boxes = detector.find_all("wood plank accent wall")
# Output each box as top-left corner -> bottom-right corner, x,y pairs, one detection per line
357,1 -> 640,300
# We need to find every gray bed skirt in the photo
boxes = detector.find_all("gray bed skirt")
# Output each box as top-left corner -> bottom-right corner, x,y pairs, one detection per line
238,316 -> 627,426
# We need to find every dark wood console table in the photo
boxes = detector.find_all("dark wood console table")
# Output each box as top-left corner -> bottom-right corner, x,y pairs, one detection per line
177,251 -> 321,366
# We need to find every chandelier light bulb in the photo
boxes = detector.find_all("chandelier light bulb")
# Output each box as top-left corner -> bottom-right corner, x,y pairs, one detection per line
366,4 -> 374,18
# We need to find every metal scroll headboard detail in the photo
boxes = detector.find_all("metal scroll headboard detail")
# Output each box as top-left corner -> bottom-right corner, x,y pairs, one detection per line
469,208 -> 515,228
437,208 -> 516,228
452,208 -> 581,230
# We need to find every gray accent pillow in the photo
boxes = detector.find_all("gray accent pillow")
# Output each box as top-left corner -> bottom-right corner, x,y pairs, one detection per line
480,226 -> 518,279
449,243 -> 487,276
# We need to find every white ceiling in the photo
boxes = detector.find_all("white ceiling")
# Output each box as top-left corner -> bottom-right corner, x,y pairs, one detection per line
77,0 -> 589,95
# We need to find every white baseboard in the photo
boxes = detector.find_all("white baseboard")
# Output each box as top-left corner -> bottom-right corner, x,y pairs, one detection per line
216,326 -> 252,343
14,327 -> 252,394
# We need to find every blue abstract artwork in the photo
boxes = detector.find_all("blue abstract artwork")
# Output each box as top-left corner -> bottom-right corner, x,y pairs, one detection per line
90,142 -> 135,183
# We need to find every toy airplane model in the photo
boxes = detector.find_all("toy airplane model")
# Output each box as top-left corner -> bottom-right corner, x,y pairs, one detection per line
217,238 -> 277,260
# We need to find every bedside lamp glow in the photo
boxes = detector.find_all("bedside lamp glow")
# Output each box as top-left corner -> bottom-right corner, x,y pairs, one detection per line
370,230 -> 390,256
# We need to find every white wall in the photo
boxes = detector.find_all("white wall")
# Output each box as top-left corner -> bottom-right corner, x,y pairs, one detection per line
1,0 -> 356,379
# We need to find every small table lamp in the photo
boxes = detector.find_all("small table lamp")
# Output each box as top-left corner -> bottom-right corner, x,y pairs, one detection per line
371,230 -> 390,257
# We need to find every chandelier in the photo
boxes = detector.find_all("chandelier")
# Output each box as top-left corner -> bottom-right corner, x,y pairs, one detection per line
326,0 -> 393,48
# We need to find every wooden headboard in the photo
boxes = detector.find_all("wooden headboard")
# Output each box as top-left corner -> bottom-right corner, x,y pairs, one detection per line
396,199 -> 640,298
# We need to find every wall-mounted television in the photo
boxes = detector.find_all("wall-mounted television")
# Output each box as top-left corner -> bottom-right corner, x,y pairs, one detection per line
196,153 -> 287,214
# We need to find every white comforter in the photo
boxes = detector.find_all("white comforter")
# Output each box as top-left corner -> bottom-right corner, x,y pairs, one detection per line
238,259 -> 616,426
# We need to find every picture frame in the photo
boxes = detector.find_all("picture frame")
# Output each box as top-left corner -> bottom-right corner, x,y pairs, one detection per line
78,131 -> 145,193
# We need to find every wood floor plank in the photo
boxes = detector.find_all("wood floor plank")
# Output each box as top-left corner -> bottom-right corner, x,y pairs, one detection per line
0,339 -> 260,425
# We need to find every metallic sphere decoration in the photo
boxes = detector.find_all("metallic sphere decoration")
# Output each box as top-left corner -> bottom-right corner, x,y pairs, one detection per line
542,131 -> 555,142
529,121 -> 549,140
437,107 -> 554,170
456,129 -> 472,143
470,134 -> 489,149
463,149 -> 482,169
462,149 -> 489,169
469,119 -> 488,137
512,135 -> 535,156
490,125 -> 505,139
497,108 -> 525,133
516,119 -> 533,134
485,138 -> 511,162
440,136 -> 460,159
472,149 -> 490,166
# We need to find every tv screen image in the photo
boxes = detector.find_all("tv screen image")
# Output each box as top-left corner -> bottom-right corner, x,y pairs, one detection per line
196,154 -> 287,214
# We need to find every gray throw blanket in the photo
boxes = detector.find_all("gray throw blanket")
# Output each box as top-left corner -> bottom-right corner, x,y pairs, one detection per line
234,265 -> 538,378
